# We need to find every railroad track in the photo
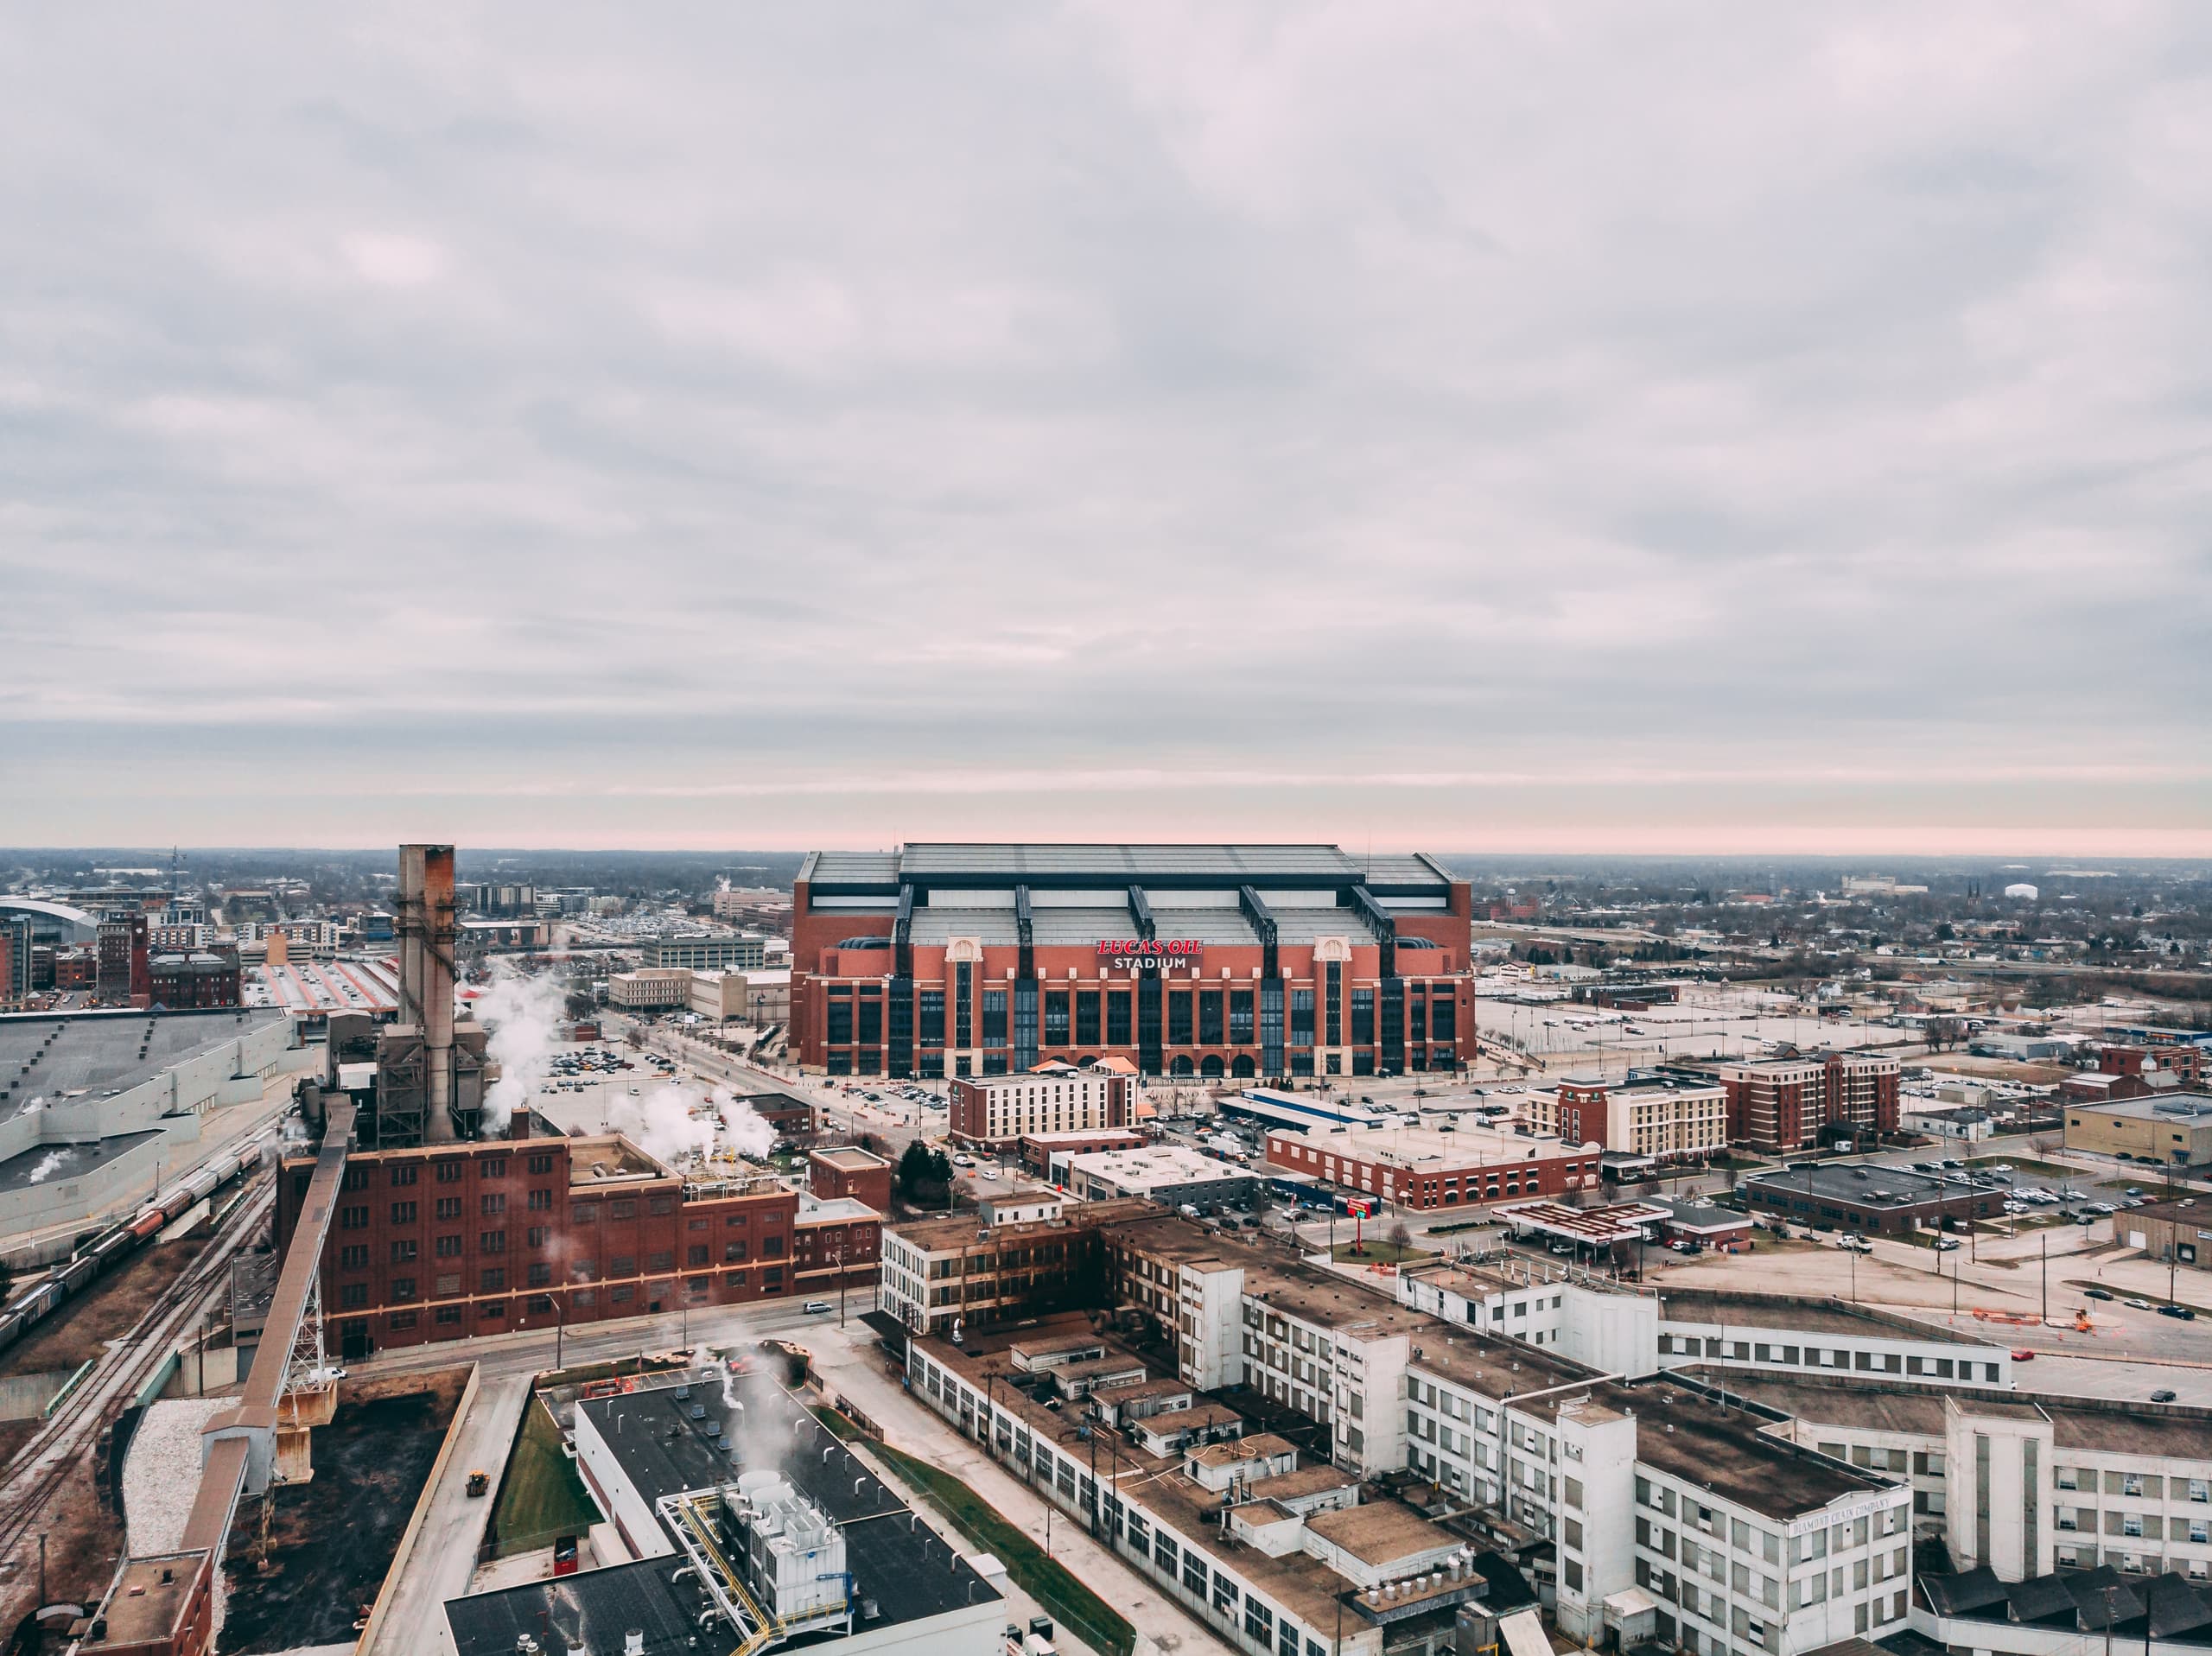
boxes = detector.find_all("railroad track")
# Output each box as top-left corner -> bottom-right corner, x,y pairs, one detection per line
0,1177 -> 276,1575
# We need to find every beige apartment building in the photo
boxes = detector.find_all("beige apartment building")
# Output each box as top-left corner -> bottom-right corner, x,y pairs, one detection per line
1528,1074 -> 1730,1161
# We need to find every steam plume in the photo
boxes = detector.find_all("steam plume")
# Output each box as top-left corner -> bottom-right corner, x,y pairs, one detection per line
474,962 -> 568,1133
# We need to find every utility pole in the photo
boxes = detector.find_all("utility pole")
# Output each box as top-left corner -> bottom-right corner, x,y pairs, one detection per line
2042,1234 -> 2049,1326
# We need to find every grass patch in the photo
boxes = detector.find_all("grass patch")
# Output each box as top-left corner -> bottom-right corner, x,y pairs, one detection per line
491,1397 -> 602,1553
856,1427 -> 1135,1656
1330,1240 -> 1435,1265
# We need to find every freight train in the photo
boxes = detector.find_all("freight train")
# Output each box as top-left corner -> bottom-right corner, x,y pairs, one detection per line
0,1133 -> 276,1359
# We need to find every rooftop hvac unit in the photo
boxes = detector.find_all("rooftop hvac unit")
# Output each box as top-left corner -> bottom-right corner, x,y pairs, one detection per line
721,1474 -> 851,1627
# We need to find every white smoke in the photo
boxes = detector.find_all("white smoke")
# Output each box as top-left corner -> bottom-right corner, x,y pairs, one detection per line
715,1356 -> 791,1476
26,1149 -> 67,1184
474,963 -> 569,1133
605,1082 -> 779,1169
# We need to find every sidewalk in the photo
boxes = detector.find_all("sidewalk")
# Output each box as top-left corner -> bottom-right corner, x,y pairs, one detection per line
368,1372 -> 534,1656
805,1324 -> 1236,1656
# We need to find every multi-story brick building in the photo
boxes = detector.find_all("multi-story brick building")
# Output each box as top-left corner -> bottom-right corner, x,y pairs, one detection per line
949,1061 -> 1133,1148
0,917 -> 24,1009
1262,1123 -> 1603,1210
806,1145 -> 892,1210
97,912 -> 149,1007
149,947 -> 241,1010
274,1126 -> 878,1360
1685,1051 -> 1900,1153
878,1195 -> 1150,1336
791,842 -> 1475,1081
1527,1073 -> 1729,1163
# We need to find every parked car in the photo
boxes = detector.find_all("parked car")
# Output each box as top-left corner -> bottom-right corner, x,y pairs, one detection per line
2011,1349 -> 2036,1361
1932,1238 -> 1961,1252
2153,1390 -> 2179,1403
2160,1305 -> 2197,1321
2085,1287 -> 2114,1301
2126,1298 -> 2152,1310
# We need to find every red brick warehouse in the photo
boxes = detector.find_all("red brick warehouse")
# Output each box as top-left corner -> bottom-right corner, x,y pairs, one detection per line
275,1128 -> 880,1361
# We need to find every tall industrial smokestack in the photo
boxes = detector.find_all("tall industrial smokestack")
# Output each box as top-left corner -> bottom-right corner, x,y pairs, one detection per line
397,844 -> 458,1138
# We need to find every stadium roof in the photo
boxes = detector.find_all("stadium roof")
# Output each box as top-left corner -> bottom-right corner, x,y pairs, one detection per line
802,844 -> 1454,897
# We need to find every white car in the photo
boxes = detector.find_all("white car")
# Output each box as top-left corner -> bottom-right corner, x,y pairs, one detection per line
952,1153 -> 976,1168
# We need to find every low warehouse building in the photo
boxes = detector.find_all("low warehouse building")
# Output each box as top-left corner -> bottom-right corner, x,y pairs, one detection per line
2063,1094 -> 2212,1168
1743,1164 -> 2008,1234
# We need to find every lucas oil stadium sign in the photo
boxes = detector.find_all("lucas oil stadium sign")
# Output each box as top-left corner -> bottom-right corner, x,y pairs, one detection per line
1096,939 -> 1205,972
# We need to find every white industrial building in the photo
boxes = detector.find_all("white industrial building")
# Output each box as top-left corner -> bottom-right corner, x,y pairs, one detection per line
0,1009 -> 304,1245
449,1370 -> 1004,1656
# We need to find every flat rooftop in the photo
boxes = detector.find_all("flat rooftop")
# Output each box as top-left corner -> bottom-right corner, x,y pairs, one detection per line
83,1552 -> 207,1654
0,1128 -> 161,1194
1408,1327 -> 1598,1401
812,1147 -> 887,1171
909,1320 -> 1448,1630
1306,1501 -> 1459,1566
2064,1093 -> 2212,1121
448,1559 -> 713,1656
1688,1371 -> 2212,1461
797,1194 -> 877,1224
890,1196 -> 1151,1254
1245,1264 -> 1440,1339
0,1009 -> 289,1125
1744,1164 -> 1977,1209
572,1374 -> 1001,1634
565,1137 -> 671,1183
1658,1289 -> 1997,1347
1530,1378 -> 1901,1523
1065,1146 -> 1253,1185
1290,1124 -> 1582,1166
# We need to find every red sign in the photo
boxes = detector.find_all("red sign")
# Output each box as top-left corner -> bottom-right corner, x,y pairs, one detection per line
1096,939 -> 1204,971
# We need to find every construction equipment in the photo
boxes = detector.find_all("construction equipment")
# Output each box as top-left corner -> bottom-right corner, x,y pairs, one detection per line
465,1469 -> 489,1497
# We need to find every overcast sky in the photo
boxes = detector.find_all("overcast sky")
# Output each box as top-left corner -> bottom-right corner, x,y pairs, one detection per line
3,5 -> 2209,855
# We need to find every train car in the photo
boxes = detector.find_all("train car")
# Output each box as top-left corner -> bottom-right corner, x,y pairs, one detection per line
88,1226 -> 137,1270
180,1164 -> 222,1206
129,1207 -> 168,1240
56,1255 -> 98,1296
0,1307 -> 26,1357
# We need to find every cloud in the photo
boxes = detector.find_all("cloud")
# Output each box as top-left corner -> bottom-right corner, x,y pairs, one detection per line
0,3 -> 2208,851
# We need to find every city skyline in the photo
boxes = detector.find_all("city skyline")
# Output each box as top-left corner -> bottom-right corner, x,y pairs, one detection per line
4,7 -> 2209,852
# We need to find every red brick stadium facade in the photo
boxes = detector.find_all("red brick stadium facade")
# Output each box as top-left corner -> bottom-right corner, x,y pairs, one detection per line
791,844 -> 1476,1082
275,1129 -> 878,1360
